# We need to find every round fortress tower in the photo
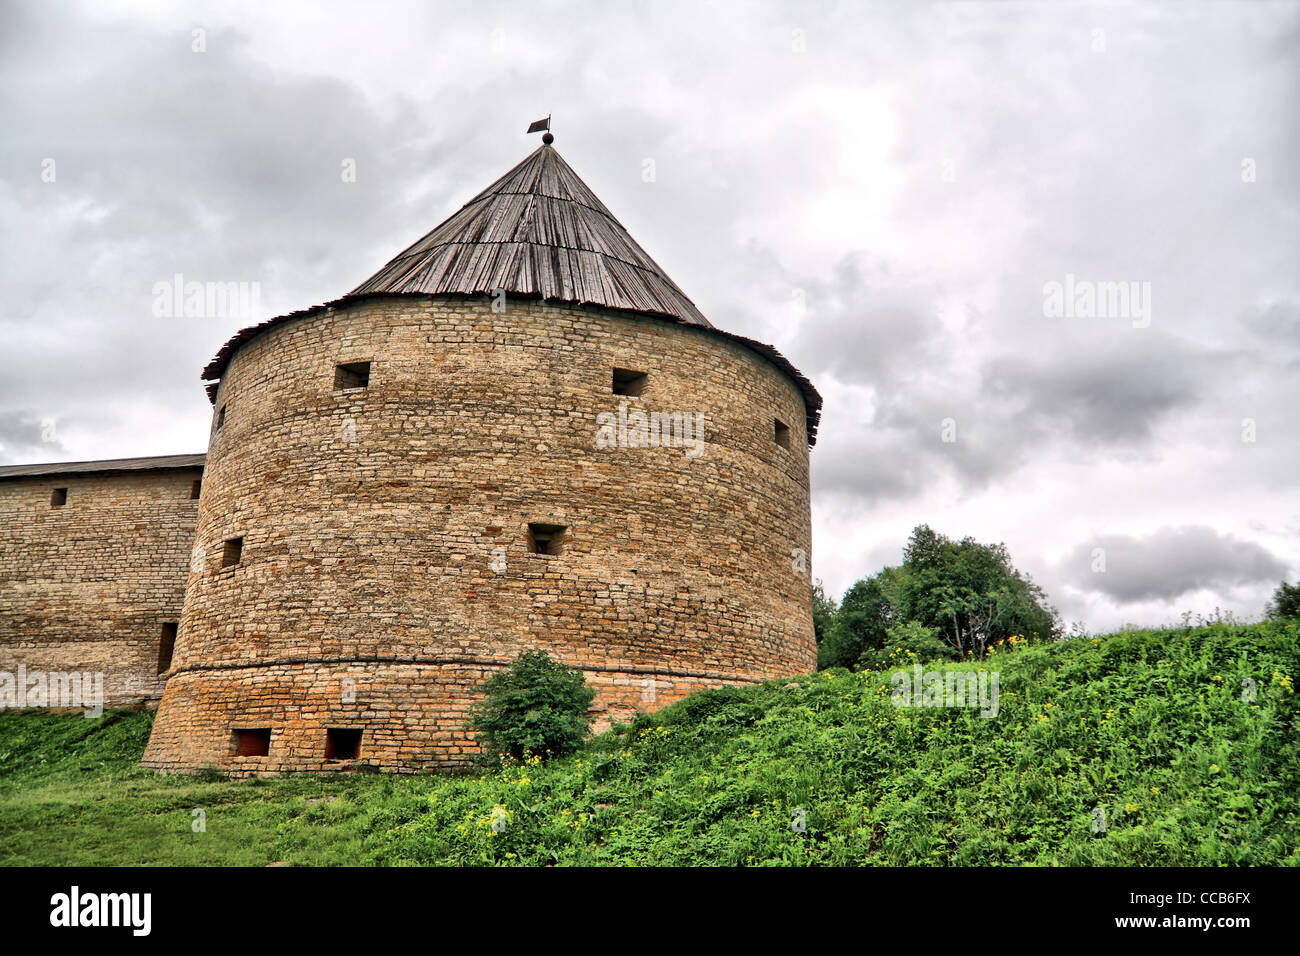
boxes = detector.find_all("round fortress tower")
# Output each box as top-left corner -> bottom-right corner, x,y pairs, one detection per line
143,139 -> 822,772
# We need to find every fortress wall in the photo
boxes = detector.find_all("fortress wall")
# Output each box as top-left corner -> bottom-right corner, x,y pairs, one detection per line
144,295 -> 815,771
140,662 -> 747,772
0,467 -> 203,706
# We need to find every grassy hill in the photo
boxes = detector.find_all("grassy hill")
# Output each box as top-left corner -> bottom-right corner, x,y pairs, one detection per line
1,621 -> 1297,865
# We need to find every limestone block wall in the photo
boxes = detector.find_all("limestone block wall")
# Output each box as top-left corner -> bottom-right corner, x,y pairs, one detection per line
0,468 -> 203,706
145,663 -> 750,773
143,295 -> 815,772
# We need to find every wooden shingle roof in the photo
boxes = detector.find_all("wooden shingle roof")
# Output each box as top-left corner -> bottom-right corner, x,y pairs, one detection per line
349,144 -> 712,327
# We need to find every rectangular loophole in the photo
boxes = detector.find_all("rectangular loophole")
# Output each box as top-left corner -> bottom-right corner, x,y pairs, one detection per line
216,405 -> 226,430
158,622 -> 178,674
334,361 -> 371,390
222,536 -> 243,567
527,522 -> 567,556
611,368 -> 647,397
50,487 -> 68,507
325,727 -> 363,761
190,478 -> 202,499
774,419 -> 791,449
232,728 -> 271,757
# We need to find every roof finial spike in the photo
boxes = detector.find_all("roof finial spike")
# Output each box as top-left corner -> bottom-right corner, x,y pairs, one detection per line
526,114 -> 553,145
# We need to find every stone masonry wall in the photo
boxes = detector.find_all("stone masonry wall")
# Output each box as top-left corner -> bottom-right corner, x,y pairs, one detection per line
143,295 -> 816,772
0,468 -> 203,707
145,663 -> 749,773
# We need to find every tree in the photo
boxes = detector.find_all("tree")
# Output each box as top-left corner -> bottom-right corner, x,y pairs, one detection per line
811,580 -> 838,648
815,524 -> 1060,671
817,567 -> 899,670
892,524 -> 1058,657
469,651 -> 595,763
1265,581 -> 1300,620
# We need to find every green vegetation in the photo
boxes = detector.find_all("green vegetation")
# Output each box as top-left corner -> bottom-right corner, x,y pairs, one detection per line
1,621 -> 1296,866
1266,580 -> 1300,621
469,651 -> 595,765
0,709 -> 388,865
817,524 -> 1059,671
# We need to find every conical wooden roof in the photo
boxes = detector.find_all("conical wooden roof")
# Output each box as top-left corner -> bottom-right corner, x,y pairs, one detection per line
349,144 -> 712,327
202,142 -> 821,443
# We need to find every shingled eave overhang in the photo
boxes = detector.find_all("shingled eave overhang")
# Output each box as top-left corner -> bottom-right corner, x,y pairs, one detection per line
200,292 -> 822,445
0,453 -> 207,481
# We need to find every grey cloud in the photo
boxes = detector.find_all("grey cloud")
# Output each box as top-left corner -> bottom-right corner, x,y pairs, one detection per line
812,431 -> 924,503
812,389 -> 1036,506
0,409 -> 66,464
0,15 -> 451,438
789,256 -> 945,389
1242,299 -> 1300,346
1058,526 -> 1289,603
980,341 -> 1203,445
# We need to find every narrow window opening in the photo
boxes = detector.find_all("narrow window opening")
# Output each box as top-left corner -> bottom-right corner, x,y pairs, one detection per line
190,478 -> 202,500
325,728 -> 363,761
158,622 -> 178,674
334,361 -> 371,390
216,405 -> 227,430
50,487 -> 68,507
222,536 -> 243,567
611,368 -> 647,397
527,522 -> 567,556
232,728 -> 271,757
774,419 -> 791,450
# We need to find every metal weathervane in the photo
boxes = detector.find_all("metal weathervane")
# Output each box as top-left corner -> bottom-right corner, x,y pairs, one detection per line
527,114 -> 553,144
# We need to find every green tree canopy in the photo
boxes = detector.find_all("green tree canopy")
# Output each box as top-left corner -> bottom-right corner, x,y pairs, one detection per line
1265,581 -> 1300,621
817,567 -> 899,670
811,579 -> 839,649
818,524 -> 1060,670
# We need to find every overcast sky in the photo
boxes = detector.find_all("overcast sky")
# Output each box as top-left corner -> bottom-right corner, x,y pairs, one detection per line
2,0 -> 1297,633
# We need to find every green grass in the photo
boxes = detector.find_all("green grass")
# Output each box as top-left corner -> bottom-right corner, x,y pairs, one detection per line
2,621 -> 1297,865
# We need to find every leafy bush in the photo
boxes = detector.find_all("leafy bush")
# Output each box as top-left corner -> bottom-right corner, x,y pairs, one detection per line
856,620 -> 956,671
469,651 -> 595,763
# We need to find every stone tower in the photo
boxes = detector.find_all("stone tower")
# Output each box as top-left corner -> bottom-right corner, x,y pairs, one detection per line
142,138 -> 822,773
